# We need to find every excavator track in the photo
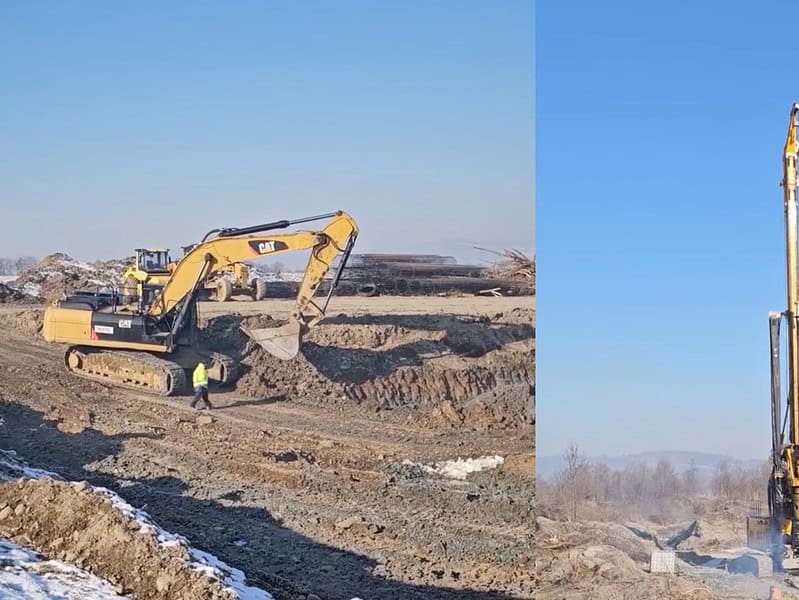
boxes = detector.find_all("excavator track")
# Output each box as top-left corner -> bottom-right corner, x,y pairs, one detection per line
64,346 -> 187,396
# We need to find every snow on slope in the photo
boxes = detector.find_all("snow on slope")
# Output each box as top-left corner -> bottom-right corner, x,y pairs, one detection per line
0,539 -> 129,599
90,484 -> 272,600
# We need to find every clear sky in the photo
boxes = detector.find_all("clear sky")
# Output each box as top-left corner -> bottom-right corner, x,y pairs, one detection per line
538,2 -> 794,460
0,1 -> 533,266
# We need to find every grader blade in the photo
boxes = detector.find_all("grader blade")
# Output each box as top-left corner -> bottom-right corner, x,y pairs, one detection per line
242,319 -> 302,360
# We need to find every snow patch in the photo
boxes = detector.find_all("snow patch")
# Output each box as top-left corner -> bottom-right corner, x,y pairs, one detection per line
402,455 -> 504,480
17,282 -> 42,298
0,539 -> 128,599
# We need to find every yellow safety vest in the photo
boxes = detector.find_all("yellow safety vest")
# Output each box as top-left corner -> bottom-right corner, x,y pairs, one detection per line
193,364 -> 208,387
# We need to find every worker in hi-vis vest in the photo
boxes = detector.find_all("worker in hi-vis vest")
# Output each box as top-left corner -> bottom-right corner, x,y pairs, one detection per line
191,361 -> 212,409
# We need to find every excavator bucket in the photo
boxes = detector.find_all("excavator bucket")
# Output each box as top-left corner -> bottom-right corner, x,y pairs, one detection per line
241,320 -> 302,360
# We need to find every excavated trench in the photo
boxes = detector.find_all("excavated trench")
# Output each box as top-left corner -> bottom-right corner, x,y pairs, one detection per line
202,308 -> 535,430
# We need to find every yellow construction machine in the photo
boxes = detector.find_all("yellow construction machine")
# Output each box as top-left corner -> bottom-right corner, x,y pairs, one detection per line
121,249 -> 267,303
42,211 -> 358,396
748,104 -> 799,573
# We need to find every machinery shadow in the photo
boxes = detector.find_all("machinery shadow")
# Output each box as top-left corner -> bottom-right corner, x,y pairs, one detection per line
215,395 -> 286,409
0,401 -> 530,600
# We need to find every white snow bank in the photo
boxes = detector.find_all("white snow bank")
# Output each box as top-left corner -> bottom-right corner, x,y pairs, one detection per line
0,450 -> 273,600
0,539 -> 128,599
403,455 -> 505,481
0,276 -> 17,284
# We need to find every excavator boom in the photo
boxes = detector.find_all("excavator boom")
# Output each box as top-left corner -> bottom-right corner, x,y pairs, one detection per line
149,210 -> 358,358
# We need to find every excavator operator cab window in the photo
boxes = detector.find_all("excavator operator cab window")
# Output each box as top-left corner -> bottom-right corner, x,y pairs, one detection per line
139,250 -> 171,273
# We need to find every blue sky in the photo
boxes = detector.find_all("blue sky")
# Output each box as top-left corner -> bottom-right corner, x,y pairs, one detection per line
0,1 -> 533,266
537,2 -> 794,459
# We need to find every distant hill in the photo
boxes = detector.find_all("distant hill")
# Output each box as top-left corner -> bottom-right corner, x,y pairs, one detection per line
536,450 -> 765,480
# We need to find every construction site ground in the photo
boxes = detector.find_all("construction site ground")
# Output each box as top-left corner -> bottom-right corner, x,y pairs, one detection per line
534,510 -> 799,600
0,295 -> 534,600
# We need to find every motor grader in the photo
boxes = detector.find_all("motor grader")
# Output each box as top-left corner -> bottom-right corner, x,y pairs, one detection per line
42,210 -> 358,396
121,249 -> 267,303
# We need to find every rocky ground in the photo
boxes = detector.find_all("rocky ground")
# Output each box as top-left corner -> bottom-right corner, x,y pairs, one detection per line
0,295 -> 534,600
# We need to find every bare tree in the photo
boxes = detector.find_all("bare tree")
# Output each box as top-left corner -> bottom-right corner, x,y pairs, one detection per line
0,256 -> 36,276
652,459 -> 680,500
557,443 -> 591,522
713,459 -> 733,498
537,453 -> 772,524
682,458 -> 700,497
608,469 -> 624,502
591,463 -> 613,502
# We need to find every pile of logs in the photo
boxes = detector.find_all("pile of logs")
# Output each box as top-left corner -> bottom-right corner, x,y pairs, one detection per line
327,253 -> 532,297
253,252 -> 535,298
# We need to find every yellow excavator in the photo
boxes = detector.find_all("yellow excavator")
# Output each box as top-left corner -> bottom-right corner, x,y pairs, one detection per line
42,211 -> 358,396
121,250 -> 267,303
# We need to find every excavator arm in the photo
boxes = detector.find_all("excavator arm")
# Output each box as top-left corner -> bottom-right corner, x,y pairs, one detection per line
148,210 -> 358,359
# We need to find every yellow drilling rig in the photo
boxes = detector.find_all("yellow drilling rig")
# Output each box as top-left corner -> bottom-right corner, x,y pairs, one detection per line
749,104 -> 799,573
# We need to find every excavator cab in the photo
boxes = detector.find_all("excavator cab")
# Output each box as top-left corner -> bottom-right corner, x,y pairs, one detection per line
121,249 -> 174,302
137,249 -> 172,273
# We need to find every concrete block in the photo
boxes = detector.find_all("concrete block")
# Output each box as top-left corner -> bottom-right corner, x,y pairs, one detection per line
727,553 -> 773,578
650,550 -> 675,574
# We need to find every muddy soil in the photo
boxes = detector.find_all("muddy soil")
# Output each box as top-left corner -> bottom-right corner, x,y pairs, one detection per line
202,307 -> 533,431
0,308 -> 43,336
0,296 -> 534,600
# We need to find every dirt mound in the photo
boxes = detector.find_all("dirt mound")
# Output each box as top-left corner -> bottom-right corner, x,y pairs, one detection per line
14,253 -> 131,301
203,309 -> 534,430
0,282 -> 37,304
0,309 -> 43,336
0,452 -> 271,600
